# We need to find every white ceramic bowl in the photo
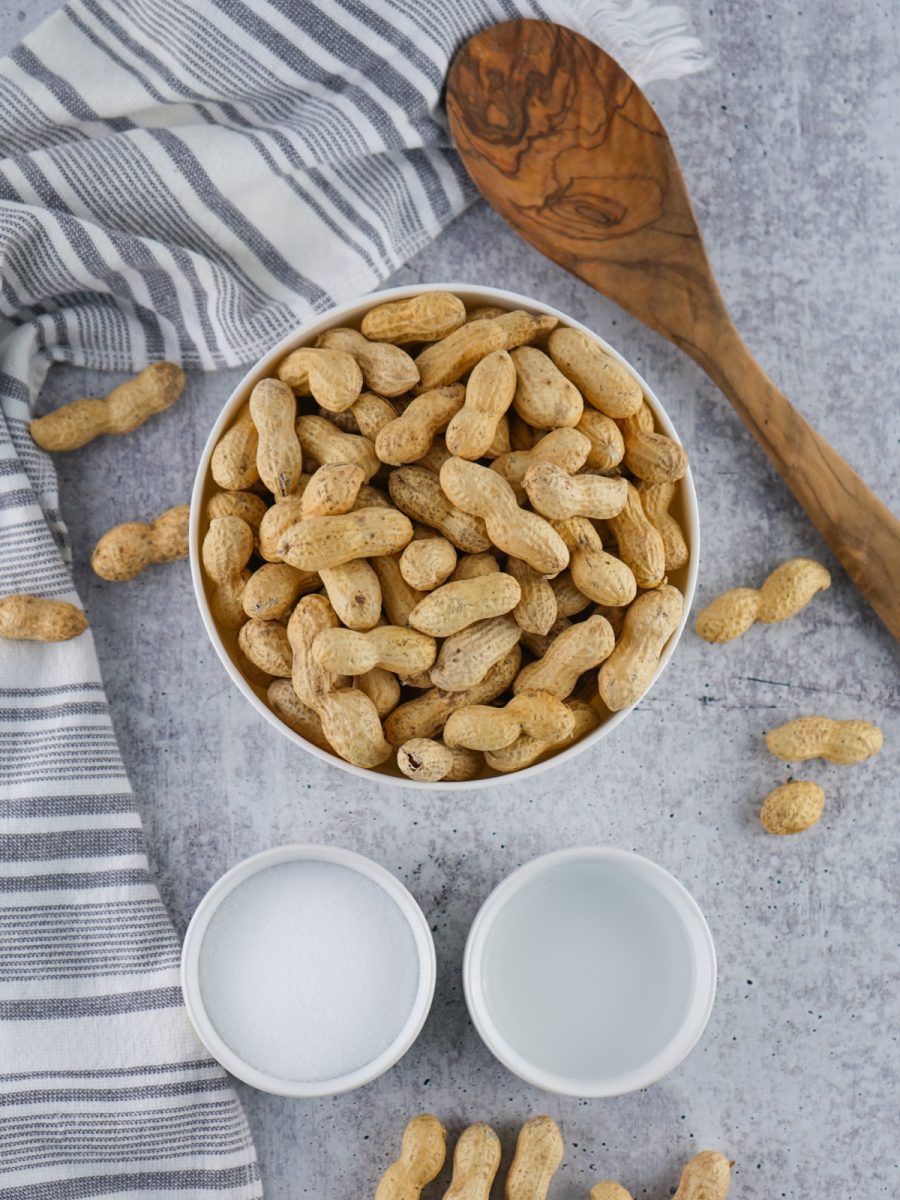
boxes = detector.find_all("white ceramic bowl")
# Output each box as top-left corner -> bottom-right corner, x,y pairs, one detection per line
190,283 -> 699,788
181,844 -> 436,1097
463,847 -> 716,1097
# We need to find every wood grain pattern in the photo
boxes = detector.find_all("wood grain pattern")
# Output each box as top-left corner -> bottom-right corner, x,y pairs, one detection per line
447,19 -> 900,638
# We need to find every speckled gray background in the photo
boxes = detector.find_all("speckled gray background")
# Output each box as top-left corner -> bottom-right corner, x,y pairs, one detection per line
4,0 -> 899,1196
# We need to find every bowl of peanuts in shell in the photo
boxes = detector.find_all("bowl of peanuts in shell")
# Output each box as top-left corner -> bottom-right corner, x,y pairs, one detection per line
190,284 -> 699,788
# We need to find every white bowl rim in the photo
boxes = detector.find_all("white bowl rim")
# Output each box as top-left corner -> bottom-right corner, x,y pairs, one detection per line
462,846 -> 717,1098
180,843 -> 436,1098
189,282 -> 700,790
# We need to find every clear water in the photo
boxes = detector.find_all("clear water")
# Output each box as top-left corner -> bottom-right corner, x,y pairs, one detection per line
198,860 -> 420,1083
480,860 -> 696,1081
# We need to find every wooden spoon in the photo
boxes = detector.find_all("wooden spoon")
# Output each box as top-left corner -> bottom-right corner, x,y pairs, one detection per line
447,19 -> 900,638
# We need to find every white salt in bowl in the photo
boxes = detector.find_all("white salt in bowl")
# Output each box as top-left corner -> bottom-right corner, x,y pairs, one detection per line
181,845 -> 435,1097
190,283 -> 699,789
464,847 -> 716,1098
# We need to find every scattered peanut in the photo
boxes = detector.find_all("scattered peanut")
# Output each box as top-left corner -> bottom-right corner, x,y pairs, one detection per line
548,328 -> 642,418
695,558 -> 830,642
757,557 -> 831,623
91,504 -> 189,581
31,362 -> 184,452
316,326 -> 419,396
442,1123 -> 501,1200
316,696 -> 391,768
672,1150 -> 732,1198
505,1116 -> 564,1200
760,781 -> 826,834
374,1113 -> 447,1200
598,584 -> 684,711
0,595 -> 88,642
591,1185 -> 634,1200
396,739 -> 483,783
694,588 -> 759,643
766,716 -> 883,764
249,378 -> 303,498
287,594 -> 345,706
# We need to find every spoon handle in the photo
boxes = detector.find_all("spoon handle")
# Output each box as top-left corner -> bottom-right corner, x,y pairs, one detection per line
687,317 -> 900,637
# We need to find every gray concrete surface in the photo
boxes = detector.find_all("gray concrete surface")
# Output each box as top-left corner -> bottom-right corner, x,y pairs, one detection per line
6,0 -> 900,1196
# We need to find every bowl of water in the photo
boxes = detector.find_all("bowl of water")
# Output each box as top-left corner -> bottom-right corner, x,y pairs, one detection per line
463,847 -> 716,1097
181,845 -> 435,1097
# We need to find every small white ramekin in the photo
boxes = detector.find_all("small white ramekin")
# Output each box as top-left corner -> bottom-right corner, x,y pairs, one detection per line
190,283 -> 700,789
463,847 -> 717,1098
181,844 -> 436,1098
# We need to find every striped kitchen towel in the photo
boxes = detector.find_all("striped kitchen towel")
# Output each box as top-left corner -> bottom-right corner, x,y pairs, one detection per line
0,0 -> 703,1194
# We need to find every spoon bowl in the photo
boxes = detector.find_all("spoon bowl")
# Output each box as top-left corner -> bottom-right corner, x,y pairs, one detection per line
447,20 -> 900,638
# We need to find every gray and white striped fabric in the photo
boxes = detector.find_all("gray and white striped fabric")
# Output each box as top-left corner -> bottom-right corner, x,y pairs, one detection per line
0,0 -> 702,1194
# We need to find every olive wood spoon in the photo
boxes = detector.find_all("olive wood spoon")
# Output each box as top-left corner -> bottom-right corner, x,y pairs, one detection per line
447,19 -> 900,638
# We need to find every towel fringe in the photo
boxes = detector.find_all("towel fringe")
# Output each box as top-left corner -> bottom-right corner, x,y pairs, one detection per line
546,0 -> 708,83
